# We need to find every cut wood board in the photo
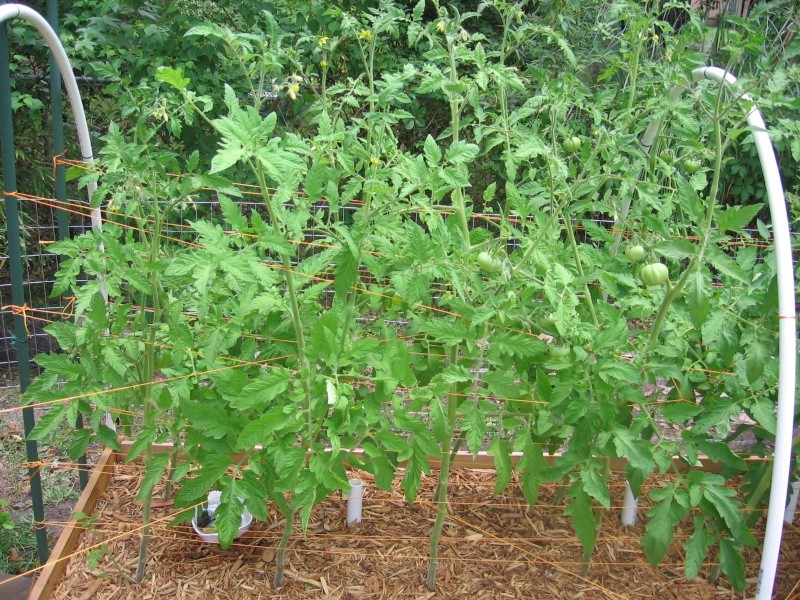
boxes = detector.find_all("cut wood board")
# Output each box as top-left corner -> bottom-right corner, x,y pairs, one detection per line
28,446 -> 116,600
118,439 -> 769,473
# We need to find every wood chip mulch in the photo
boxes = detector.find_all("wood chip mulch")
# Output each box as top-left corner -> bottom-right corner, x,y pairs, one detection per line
50,463 -> 800,599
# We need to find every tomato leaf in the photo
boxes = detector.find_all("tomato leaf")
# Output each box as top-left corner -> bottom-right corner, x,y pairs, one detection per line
175,457 -> 232,505
611,427 -> 655,472
662,402 -> 703,425
216,482 -> 245,549
423,135 -> 441,166
428,397 -> 449,442
716,203 -> 763,234
579,460 -> 611,508
137,453 -> 170,502
684,517 -> 712,580
686,269 -> 711,328
719,537 -> 746,591
517,436 -> 546,505
565,482 -> 597,566
642,483 -> 681,565
488,438 -> 512,494
463,401 -> 487,455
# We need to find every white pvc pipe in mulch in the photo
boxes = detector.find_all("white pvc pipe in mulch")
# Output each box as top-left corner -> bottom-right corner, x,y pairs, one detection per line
346,479 -> 364,526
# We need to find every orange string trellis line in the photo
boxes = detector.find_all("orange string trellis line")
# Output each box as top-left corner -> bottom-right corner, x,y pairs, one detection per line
0,301 -> 759,418
12,192 -> 550,340
51,154 -> 783,249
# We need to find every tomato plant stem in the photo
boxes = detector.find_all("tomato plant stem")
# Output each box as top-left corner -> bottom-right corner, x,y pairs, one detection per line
564,214 -> 599,326
135,195 -> 164,583
645,83 -> 726,353
426,345 -> 459,591
447,39 -> 471,247
273,508 -> 296,588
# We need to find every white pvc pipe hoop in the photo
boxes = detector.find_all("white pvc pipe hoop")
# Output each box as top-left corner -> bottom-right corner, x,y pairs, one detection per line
0,3 -> 99,227
640,66 -> 796,600
0,4 -> 110,428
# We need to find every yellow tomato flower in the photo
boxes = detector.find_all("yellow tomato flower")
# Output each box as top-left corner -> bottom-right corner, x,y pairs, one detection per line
320,59 -> 328,68
359,29 -> 372,40
318,36 -> 330,46
369,156 -> 380,166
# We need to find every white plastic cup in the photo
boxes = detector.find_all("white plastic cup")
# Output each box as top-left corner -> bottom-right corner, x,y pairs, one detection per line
207,490 -> 222,513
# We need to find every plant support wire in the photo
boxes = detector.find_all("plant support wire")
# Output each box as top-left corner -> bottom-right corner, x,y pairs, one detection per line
0,2 -> 100,563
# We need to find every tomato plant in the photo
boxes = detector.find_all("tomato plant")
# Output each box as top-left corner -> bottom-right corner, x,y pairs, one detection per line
20,1 -> 789,593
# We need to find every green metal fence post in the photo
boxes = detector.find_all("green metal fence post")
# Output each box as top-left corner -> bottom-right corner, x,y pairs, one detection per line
0,18 -> 50,564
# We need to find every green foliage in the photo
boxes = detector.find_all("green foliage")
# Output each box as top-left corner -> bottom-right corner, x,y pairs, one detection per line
16,0 -> 797,590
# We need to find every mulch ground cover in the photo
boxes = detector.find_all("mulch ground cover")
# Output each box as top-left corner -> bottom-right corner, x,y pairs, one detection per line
50,463 -> 800,600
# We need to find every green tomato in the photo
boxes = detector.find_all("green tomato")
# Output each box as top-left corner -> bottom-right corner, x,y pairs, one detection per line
548,344 -> 570,359
153,350 -> 171,370
477,251 -> 500,273
625,244 -> 646,262
562,136 -> 581,153
683,158 -> 701,174
639,262 -> 669,286
539,314 -> 556,331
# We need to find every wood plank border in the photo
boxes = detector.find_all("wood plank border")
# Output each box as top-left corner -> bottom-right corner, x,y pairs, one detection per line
118,439 -> 769,473
28,446 -> 117,600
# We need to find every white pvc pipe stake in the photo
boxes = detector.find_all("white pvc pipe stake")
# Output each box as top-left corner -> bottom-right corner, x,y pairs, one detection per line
621,482 -> 638,527
785,479 -> 800,525
346,479 -> 364,526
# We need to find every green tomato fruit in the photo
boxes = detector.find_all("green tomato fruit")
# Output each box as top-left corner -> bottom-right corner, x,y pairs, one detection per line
639,262 -> 669,286
549,344 -> 570,359
683,158 -> 701,174
477,251 -> 501,273
153,350 -> 171,370
562,136 -> 582,153
625,244 -> 646,262
539,314 -> 556,331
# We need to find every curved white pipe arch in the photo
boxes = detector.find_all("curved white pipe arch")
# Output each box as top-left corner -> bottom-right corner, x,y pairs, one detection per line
0,3 -> 99,228
642,66 -> 796,600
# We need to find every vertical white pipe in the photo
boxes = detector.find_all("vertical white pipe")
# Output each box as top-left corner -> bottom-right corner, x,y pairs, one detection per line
785,479 -> 800,525
621,482 -> 638,526
346,479 -> 364,526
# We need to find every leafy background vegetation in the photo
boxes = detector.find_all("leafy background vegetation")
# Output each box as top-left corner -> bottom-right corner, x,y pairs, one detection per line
1,0 -> 799,592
